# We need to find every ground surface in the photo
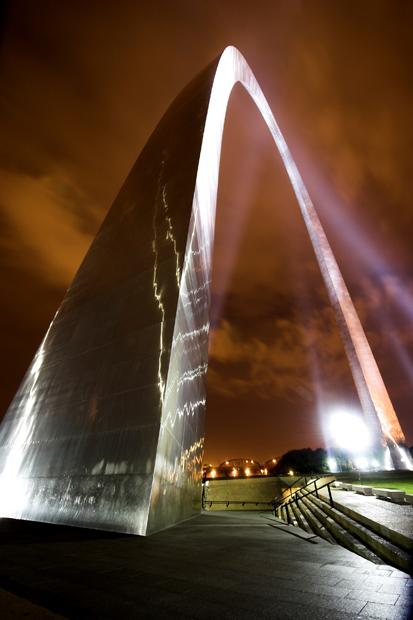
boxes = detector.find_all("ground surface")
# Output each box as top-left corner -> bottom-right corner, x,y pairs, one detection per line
0,588 -> 69,619
0,511 -> 412,620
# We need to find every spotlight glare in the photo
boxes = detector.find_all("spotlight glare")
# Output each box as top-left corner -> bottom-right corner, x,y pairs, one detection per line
355,457 -> 368,470
329,411 -> 370,452
328,458 -> 338,472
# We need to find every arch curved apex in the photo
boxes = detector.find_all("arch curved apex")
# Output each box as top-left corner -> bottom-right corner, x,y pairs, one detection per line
161,43 -> 412,494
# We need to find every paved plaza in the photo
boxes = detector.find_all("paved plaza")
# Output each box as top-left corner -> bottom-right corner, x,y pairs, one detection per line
0,510 -> 412,619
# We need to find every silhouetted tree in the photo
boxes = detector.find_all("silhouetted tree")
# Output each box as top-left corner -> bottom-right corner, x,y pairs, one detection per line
274,447 -> 328,474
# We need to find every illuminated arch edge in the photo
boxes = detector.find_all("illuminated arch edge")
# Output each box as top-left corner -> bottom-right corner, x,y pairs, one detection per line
0,47 -> 411,538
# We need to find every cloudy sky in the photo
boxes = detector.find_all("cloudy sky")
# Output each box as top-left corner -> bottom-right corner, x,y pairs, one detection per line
1,0 -> 412,465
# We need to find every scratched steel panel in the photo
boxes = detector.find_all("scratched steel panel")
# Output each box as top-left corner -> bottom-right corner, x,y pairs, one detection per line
0,54 -> 222,534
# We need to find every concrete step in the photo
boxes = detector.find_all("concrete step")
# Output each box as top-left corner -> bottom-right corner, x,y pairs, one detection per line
290,496 -> 336,545
318,492 -> 413,554
289,498 -> 313,534
312,494 -> 413,574
277,479 -> 413,573
297,492 -> 378,561
298,492 -> 385,565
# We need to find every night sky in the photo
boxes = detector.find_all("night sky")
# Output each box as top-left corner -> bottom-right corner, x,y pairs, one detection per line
1,1 -> 412,466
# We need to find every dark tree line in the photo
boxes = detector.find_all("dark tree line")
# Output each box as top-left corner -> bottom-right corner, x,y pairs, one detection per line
271,445 -> 413,475
272,448 -> 328,475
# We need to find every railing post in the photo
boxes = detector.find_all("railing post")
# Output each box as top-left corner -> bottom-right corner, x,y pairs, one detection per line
327,483 -> 334,508
314,479 -> 319,498
285,503 -> 290,524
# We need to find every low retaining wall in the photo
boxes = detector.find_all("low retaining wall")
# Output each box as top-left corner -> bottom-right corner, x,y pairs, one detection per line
203,476 -> 284,510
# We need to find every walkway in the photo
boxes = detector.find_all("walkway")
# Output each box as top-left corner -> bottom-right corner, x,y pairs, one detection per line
1,511 -> 412,619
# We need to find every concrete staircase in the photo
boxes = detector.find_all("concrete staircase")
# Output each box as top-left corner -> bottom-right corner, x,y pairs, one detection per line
277,478 -> 413,574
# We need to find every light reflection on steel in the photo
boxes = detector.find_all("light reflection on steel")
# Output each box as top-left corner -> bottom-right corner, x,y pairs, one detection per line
0,47 -> 411,537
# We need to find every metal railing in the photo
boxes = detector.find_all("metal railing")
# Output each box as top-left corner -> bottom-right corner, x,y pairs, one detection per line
273,478 -> 335,524
203,500 -> 273,509
271,474 -> 324,508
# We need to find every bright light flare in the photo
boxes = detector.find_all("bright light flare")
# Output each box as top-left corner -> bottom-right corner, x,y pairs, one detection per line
328,458 -> 338,472
395,445 -> 413,471
329,411 -> 370,453
355,457 -> 368,470
384,447 -> 394,471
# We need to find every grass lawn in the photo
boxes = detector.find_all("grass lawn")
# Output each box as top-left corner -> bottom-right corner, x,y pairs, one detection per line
337,472 -> 413,495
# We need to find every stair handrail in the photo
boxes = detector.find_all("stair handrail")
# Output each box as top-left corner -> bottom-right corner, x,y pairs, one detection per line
203,500 -> 274,508
275,479 -> 335,524
272,474 -> 310,506
272,474 -> 325,507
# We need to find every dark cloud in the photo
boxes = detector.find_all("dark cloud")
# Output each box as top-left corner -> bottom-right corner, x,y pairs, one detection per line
0,0 -> 412,463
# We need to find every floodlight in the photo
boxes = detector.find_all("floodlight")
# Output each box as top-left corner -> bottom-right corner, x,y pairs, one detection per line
329,411 -> 370,452
328,458 -> 338,473
355,457 -> 368,470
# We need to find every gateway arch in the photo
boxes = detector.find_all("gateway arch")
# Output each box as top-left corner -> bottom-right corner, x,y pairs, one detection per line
0,47 -> 410,536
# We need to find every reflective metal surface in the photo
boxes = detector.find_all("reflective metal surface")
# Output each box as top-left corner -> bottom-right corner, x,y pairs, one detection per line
0,48 -> 410,538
